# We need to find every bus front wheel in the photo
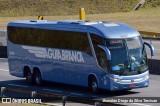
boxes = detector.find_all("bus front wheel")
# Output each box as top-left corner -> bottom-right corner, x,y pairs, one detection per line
34,70 -> 43,86
89,77 -> 98,93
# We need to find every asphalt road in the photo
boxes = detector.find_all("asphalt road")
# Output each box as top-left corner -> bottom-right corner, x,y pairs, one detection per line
0,59 -> 160,106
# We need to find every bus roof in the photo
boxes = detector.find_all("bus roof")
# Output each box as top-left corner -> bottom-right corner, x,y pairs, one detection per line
8,20 -> 140,39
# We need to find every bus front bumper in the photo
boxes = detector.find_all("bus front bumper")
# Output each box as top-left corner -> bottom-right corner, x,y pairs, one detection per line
109,74 -> 149,91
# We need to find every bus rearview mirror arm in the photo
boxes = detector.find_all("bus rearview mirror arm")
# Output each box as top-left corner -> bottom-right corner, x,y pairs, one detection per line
97,45 -> 111,60
144,42 -> 154,56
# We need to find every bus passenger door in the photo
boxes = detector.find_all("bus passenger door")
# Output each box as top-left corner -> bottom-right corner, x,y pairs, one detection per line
90,34 -> 111,88
94,45 -> 111,88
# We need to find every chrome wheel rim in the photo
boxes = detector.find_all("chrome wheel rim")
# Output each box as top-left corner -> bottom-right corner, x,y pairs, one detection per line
92,82 -> 97,92
36,74 -> 40,84
27,73 -> 32,81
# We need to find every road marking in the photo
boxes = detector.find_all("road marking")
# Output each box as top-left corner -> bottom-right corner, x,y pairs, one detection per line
0,69 -> 9,71
8,84 -> 29,88
131,103 -> 151,106
43,89 -> 62,93
69,92 -> 83,96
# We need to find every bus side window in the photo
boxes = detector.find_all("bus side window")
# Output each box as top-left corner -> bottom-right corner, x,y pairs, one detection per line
8,27 -> 92,56
90,34 -> 110,71
94,44 -> 110,71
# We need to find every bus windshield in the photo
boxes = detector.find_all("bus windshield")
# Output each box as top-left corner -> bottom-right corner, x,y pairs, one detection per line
106,36 -> 148,76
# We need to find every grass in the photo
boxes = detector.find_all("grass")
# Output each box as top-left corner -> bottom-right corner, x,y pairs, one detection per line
87,7 -> 160,33
0,0 -> 139,16
0,0 -> 160,17
0,0 -> 159,32
0,7 -> 160,33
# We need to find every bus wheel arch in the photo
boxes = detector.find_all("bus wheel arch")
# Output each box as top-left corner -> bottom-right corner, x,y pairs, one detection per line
23,66 -> 34,85
88,74 -> 99,93
33,67 -> 43,86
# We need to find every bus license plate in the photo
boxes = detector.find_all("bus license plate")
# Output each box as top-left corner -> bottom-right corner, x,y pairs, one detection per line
129,84 -> 136,87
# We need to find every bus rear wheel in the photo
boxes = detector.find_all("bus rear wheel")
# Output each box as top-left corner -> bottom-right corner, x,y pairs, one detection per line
25,70 -> 34,85
34,70 -> 43,86
89,77 -> 98,94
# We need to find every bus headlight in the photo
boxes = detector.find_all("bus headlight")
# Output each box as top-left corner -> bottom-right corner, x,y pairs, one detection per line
113,78 -> 121,82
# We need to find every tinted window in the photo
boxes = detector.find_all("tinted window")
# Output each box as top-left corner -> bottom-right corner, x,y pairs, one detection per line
90,33 -> 105,57
8,26 -> 91,54
90,33 -> 105,46
90,33 -> 110,70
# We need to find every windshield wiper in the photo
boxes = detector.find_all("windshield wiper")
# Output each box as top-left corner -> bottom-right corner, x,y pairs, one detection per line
120,60 -> 128,75
120,66 -> 125,75
130,56 -> 141,74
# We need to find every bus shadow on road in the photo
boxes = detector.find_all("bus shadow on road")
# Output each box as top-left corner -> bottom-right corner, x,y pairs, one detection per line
0,79 -> 140,99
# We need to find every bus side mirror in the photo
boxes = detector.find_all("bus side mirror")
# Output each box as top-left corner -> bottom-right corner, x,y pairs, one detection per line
144,42 -> 154,56
98,45 -> 111,60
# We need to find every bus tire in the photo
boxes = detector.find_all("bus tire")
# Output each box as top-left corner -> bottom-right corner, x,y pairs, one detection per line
34,70 -> 43,86
25,69 -> 34,85
89,76 -> 98,94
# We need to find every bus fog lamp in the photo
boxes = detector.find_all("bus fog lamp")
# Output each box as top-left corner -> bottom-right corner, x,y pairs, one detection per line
144,82 -> 149,86
113,85 -> 119,89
